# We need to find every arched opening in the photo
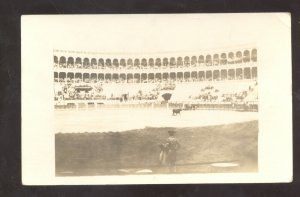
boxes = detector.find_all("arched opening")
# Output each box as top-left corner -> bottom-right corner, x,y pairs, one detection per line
213,54 -> 219,66
91,73 -> 97,82
98,58 -> 104,69
83,58 -> 90,69
127,59 -> 133,69
149,58 -> 154,68
148,73 -> 154,82
251,49 -> 257,62
120,73 -> 126,82
162,73 -> 169,81
206,70 -> 212,81
220,53 -> 227,65
184,56 -> 190,67
228,52 -> 234,64
59,56 -> 66,68
134,73 -> 140,83
105,59 -> 112,68
177,57 -> 183,67
75,73 -> 82,81
98,73 -> 104,81
141,73 -> 147,83
163,58 -> 169,68
184,72 -> 190,81
221,69 -> 227,80
54,72 -> 58,81
198,55 -> 204,66
206,55 -> 212,66
113,58 -> 119,69
191,71 -> 197,81
243,50 -> 250,63
83,73 -> 90,82
199,71 -> 205,81
134,58 -> 140,69
235,51 -> 242,63
67,72 -> 74,80
105,73 -> 112,81
75,57 -> 82,68
213,70 -> 220,81
54,56 -> 58,67
59,72 -> 66,79
120,59 -> 126,68
228,69 -> 235,80
252,67 -> 257,79
67,57 -> 74,68
91,58 -> 97,69
127,73 -> 133,82
170,72 -> 176,81
141,58 -> 147,68
170,57 -> 176,68
155,58 -> 161,68
112,73 -> 119,81
177,72 -> 183,81
244,67 -> 251,79
191,56 -> 197,67
155,73 -> 161,81
236,68 -> 243,79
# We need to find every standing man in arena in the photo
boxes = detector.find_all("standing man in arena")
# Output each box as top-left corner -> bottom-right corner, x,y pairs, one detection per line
165,130 -> 180,173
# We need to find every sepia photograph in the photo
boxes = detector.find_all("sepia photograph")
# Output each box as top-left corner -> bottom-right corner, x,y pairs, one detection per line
22,13 -> 292,184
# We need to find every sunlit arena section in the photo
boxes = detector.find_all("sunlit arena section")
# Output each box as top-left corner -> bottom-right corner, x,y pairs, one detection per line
54,46 -> 259,176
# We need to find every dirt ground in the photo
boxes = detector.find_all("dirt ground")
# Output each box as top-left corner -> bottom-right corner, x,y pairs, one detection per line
55,120 -> 258,176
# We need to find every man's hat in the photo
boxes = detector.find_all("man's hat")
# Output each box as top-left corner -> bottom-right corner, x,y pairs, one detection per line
168,130 -> 176,135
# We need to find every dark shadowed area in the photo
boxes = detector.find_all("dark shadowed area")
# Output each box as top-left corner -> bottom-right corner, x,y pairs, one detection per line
55,120 -> 258,176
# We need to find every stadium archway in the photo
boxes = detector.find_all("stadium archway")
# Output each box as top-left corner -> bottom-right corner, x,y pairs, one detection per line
120,59 -> 126,68
54,72 -> 58,80
67,72 -> 74,80
213,70 -> 220,80
213,54 -> 219,66
106,59 -> 112,68
199,71 -> 205,81
220,53 -> 227,65
170,72 -> 176,80
155,73 -> 161,81
243,50 -> 250,63
91,58 -> 97,68
59,56 -> 66,67
120,73 -> 126,81
163,58 -> 169,67
141,73 -> 147,82
206,55 -> 212,66
252,67 -> 257,79
127,73 -> 133,82
184,56 -> 190,67
191,71 -> 197,80
98,58 -> 104,68
75,57 -> 82,68
251,49 -> 257,62
228,69 -> 235,80
75,73 -> 82,80
163,73 -> 169,80
228,52 -> 234,64
91,73 -> 97,82
54,56 -> 58,65
112,73 -> 119,81
236,68 -> 243,79
67,57 -> 74,67
83,58 -> 90,68
184,72 -> 190,81
105,73 -> 111,81
198,55 -> 204,66
191,56 -> 197,67
177,72 -> 183,81
127,59 -> 133,69
134,73 -> 140,83
134,59 -> 140,69
83,73 -> 90,82
206,70 -> 212,80
59,72 -> 66,79
155,58 -> 161,68
113,59 -> 119,68
244,67 -> 251,79
221,69 -> 227,80
148,73 -> 154,81
235,51 -> 242,63
98,73 -> 104,81
141,58 -> 147,68
177,57 -> 183,67
149,58 -> 154,68
170,57 -> 176,68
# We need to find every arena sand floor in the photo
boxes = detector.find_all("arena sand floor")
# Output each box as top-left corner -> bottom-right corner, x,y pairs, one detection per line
55,108 -> 258,176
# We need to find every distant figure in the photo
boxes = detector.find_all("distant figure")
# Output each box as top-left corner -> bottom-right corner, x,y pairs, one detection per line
159,130 -> 180,173
172,109 -> 182,116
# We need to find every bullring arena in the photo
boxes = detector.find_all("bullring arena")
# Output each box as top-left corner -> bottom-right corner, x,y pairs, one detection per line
54,46 -> 259,176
